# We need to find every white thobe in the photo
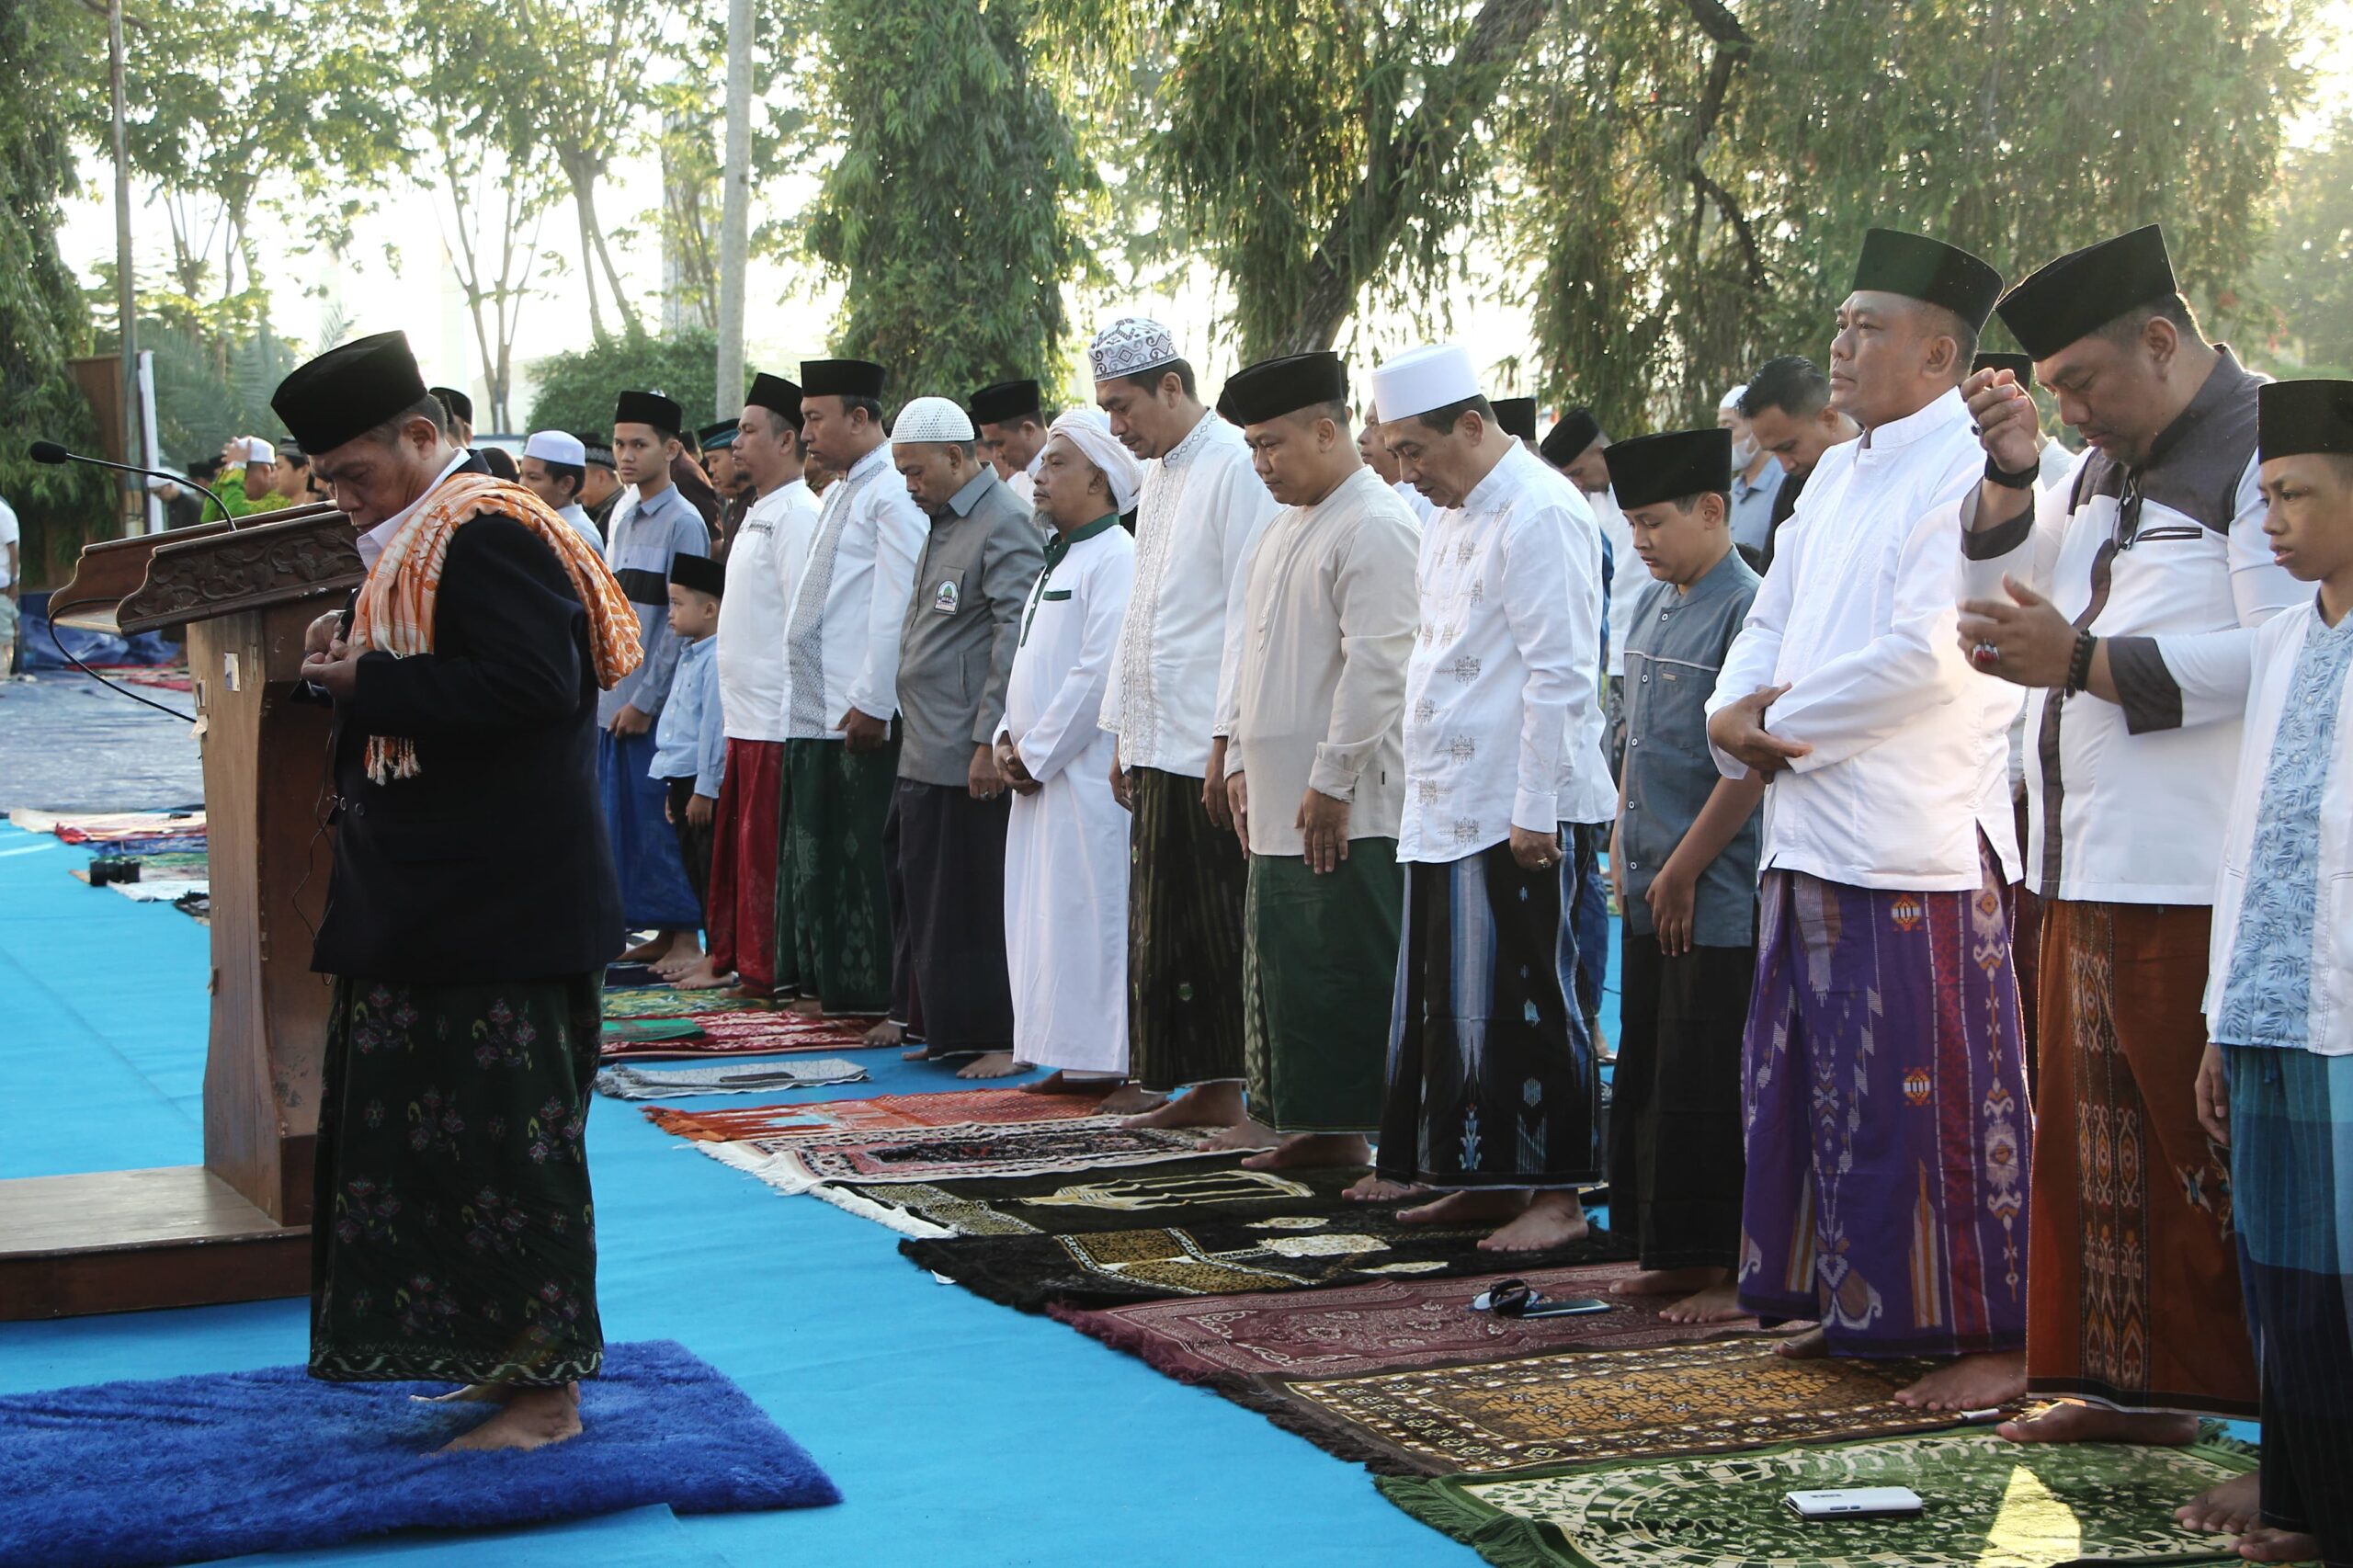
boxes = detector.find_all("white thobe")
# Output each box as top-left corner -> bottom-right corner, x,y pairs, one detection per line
1098,410 -> 1279,776
1001,519 -> 1137,1073
779,446 -> 926,739
1398,443 -> 1613,862
1707,387 -> 2022,892
718,479 -> 821,741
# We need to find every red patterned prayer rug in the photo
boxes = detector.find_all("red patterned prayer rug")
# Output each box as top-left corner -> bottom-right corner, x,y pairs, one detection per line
689,1118 -> 1211,1196
643,1085 -> 1110,1142
599,1009 -> 874,1061
1051,1263 -> 1786,1385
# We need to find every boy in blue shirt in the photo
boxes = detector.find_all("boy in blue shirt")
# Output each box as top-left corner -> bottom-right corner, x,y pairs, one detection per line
651,553 -> 726,973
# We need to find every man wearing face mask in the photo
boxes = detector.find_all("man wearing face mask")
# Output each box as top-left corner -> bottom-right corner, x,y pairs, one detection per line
1720,384 -> 1783,562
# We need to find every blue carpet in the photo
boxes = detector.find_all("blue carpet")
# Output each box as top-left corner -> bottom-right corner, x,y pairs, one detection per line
0,822 -> 1545,1566
0,1340 -> 837,1568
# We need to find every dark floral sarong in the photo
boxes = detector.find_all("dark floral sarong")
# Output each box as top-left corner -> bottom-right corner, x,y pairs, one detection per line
310,975 -> 605,1387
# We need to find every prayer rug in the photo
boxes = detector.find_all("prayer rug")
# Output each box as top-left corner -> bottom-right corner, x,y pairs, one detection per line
691,1118 -> 1211,1196
901,1199 -> 1634,1312
0,1339 -> 840,1568
1051,1261 -> 1780,1384
599,1012 -> 873,1062
1250,1337 -> 1995,1476
595,1060 -> 869,1100
602,1017 -> 709,1047
9,807 -> 204,839
1375,1429 -> 2256,1568
644,1085 -> 1110,1142
602,986 -> 776,1019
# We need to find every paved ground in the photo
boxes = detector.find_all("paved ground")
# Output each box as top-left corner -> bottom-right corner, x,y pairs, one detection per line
0,672 -> 203,813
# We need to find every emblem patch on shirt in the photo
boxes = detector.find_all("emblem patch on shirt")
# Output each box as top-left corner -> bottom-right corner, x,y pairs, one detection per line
932,578 -> 961,614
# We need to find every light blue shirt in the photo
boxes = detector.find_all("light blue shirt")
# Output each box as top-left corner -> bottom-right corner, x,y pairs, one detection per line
650,633 -> 726,798
1727,461 -> 1781,556
2214,603 -> 2353,1049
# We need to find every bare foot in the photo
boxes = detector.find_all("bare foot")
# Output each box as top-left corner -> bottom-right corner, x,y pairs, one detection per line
790,996 -> 824,1017
412,1381 -> 502,1404
1478,1191 -> 1590,1252
1344,1173 -> 1422,1202
1610,1266 -> 1723,1298
865,1019 -> 905,1049
1998,1402 -> 2197,1447
956,1051 -> 1021,1080
1660,1279 -> 1748,1324
1022,1070 -> 1116,1096
1123,1080 -> 1247,1131
1399,1189 -> 1529,1228
618,934 -> 669,962
439,1384 -> 582,1453
2177,1472 -> 2262,1537
647,932 -> 703,976
1894,1349 -> 2027,1413
1199,1119 -> 1280,1153
1097,1083 -> 1165,1116
1243,1133 -> 1373,1171
672,957 -> 733,990
1775,1325 -> 1829,1359
2235,1527 -> 2322,1563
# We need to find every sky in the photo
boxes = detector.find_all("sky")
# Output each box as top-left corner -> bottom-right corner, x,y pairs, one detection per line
54,0 -> 2348,452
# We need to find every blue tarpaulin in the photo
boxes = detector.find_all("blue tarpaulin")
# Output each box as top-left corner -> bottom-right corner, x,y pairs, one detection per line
17,591 -> 180,671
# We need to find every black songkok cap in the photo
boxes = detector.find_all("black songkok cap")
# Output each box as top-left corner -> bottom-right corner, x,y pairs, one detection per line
614,389 -> 683,437
428,385 -> 473,426
1222,351 -> 1347,426
1540,407 -> 1601,469
272,330 -> 432,454
1603,426 -> 1733,511
970,379 -> 1041,426
2259,381 -> 2353,461
1851,228 -> 2006,331
579,435 -> 615,470
801,359 -> 886,401
699,419 -> 740,450
1494,396 -> 1539,442
746,372 -> 805,430
668,552 -> 725,597
1972,352 -> 2038,392
1995,226 -> 2177,360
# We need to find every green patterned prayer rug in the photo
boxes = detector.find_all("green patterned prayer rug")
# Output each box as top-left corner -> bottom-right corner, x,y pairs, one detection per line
1376,1429 -> 2256,1568
600,1017 -> 709,1046
602,986 -> 776,1019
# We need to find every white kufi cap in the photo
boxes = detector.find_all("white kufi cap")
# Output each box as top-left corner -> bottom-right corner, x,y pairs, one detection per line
524,429 -> 586,466
892,395 -> 977,444
1048,408 -> 1144,514
241,437 -> 277,464
1368,344 -> 1479,422
1088,316 -> 1180,383
1720,383 -> 1749,410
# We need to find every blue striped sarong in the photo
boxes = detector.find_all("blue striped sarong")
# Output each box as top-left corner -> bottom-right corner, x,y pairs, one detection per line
2224,1044 -> 2353,1562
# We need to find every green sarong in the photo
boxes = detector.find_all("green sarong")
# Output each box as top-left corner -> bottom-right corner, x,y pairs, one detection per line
779,734 -> 900,1015
310,975 -> 604,1387
1243,839 -> 1403,1133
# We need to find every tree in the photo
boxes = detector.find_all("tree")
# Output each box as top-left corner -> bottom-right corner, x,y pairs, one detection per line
1,0 -> 111,585
802,0 -> 1086,400
2253,109 -> 2353,374
1511,0 -> 2305,433
525,327 -> 725,437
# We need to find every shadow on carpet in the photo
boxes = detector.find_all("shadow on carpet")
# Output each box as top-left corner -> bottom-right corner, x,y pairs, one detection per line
0,1339 -> 839,1568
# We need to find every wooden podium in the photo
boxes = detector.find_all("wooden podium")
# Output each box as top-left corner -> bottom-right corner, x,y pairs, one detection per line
0,505 -> 364,1318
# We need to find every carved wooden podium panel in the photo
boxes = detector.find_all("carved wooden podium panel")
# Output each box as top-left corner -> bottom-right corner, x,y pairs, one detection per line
1,505 -> 363,1318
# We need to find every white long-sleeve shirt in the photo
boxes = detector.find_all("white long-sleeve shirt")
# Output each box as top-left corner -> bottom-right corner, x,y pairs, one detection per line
1399,443 -> 1614,862
1961,351 -> 2298,903
1098,411 -> 1279,777
1708,387 -> 2021,892
780,445 -> 926,740
718,478 -> 821,742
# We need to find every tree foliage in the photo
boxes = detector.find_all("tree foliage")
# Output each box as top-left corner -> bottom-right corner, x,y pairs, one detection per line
2254,108 -> 2353,375
525,326 -> 726,437
802,0 -> 1086,403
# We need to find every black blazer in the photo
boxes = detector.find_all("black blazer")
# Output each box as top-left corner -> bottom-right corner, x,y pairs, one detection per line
311,491 -> 623,984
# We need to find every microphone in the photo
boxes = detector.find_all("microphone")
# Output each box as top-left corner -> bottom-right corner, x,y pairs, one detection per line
29,440 -> 232,528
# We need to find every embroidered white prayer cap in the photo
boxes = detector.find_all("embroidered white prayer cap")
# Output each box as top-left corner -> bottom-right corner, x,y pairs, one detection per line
892,395 -> 977,444
240,436 -> 277,464
524,429 -> 587,466
1088,316 -> 1180,383
1049,407 -> 1144,514
1369,344 -> 1480,423
1720,383 -> 1748,410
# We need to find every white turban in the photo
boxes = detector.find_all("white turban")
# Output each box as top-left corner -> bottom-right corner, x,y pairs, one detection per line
892,395 -> 977,444
1049,408 -> 1143,515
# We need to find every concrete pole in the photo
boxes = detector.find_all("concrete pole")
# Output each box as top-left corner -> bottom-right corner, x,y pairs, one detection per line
109,0 -> 142,527
713,0 -> 753,418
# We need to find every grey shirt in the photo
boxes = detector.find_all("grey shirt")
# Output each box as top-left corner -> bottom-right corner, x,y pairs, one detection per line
1620,547 -> 1762,946
597,483 -> 710,724
896,468 -> 1048,787
1728,461 -> 1782,558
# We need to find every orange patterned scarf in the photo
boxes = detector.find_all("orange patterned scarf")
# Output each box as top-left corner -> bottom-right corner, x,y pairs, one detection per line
350,471 -> 643,783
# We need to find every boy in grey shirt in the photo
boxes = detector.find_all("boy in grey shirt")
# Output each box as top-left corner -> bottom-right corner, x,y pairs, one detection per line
1602,426 -> 1765,1326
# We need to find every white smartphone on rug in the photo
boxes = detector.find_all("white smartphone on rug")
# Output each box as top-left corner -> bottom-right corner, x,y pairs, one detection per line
1782,1487 -> 1925,1520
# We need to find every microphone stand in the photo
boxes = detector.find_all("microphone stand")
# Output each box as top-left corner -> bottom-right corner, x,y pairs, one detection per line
27,441 -> 233,528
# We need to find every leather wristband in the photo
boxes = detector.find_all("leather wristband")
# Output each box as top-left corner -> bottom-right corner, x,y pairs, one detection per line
1984,453 -> 2040,490
2063,629 -> 2097,695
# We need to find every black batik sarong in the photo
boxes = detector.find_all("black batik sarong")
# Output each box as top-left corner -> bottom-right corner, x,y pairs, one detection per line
1610,935 -> 1753,1269
664,775 -> 715,921
1376,828 -> 1602,1190
1126,767 -> 1248,1092
310,975 -> 604,1386
891,779 -> 1015,1052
